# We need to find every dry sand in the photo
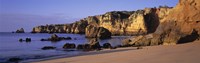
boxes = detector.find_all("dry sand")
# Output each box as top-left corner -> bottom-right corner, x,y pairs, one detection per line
32,40 -> 200,63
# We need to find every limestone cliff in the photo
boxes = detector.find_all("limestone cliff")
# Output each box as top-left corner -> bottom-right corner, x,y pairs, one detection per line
123,0 -> 200,46
32,7 -> 172,36
152,0 -> 200,45
85,25 -> 111,39
32,20 -> 88,34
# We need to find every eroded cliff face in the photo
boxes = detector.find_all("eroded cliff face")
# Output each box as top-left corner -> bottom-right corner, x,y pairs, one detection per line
166,0 -> 200,22
32,20 -> 88,34
153,0 -> 200,45
85,25 -> 111,39
32,7 -> 172,35
92,8 -> 172,35
124,0 -> 200,46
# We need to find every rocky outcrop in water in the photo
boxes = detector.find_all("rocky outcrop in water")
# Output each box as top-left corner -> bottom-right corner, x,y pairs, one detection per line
63,43 -> 76,49
31,7 -> 172,36
19,38 -> 31,42
123,0 -> 200,46
16,28 -> 25,33
76,38 -> 101,50
41,34 -> 72,42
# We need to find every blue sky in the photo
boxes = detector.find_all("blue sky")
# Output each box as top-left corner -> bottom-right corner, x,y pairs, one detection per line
0,0 -> 178,32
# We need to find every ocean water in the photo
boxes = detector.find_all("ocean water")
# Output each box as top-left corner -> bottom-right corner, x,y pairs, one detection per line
0,32 -> 130,62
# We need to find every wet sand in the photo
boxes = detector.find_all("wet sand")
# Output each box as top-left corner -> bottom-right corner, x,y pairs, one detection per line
32,40 -> 200,63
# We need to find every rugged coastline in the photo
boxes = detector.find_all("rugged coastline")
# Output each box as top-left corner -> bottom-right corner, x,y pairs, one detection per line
16,0 -> 200,63
31,7 -> 172,36
31,0 -> 200,46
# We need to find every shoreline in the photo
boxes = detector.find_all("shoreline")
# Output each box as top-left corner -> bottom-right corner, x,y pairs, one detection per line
0,32 -> 131,63
21,47 -> 137,63
30,40 -> 200,63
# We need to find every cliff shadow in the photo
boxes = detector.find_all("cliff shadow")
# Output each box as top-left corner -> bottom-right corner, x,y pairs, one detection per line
178,29 -> 200,44
144,9 -> 160,34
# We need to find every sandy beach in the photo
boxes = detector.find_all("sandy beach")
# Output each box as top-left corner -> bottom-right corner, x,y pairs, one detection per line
32,40 -> 200,63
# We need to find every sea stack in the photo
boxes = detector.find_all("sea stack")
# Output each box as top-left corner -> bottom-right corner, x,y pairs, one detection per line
16,28 -> 25,33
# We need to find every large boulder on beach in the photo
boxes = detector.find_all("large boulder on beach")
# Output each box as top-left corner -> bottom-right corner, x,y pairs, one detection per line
63,43 -> 76,49
122,39 -> 132,47
16,28 -> 25,33
133,34 -> 153,46
85,25 -> 111,39
122,34 -> 154,46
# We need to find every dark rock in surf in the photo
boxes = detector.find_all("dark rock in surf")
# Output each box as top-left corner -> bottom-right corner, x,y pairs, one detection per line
19,38 -> 23,42
103,43 -> 112,49
7,57 -> 22,62
16,28 -> 25,33
25,38 -> 31,42
41,46 -> 56,50
63,43 -> 76,49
